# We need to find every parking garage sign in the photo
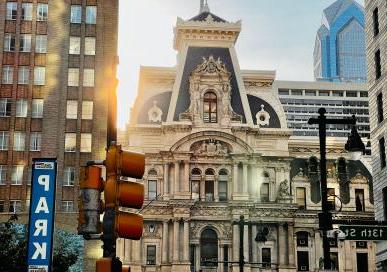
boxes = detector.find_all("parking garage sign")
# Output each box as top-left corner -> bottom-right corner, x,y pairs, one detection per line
27,159 -> 57,272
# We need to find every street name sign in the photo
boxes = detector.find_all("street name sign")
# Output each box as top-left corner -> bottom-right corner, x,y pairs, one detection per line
339,225 -> 387,240
27,159 -> 57,272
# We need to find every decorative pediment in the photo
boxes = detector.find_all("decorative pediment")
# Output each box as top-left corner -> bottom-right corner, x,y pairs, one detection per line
190,139 -> 231,157
350,172 -> 368,184
193,55 -> 230,76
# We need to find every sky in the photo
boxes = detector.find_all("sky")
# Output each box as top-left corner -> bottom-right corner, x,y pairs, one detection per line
117,0 -> 364,128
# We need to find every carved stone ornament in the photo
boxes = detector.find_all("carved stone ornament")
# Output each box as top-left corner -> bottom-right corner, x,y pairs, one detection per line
179,55 -> 242,124
190,139 -> 230,156
190,221 -> 232,240
143,223 -> 161,238
148,101 -> 163,123
255,104 -> 270,127
277,180 -> 292,204
350,172 -> 368,184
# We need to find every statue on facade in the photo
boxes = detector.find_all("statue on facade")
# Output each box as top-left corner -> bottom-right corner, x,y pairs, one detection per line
277,179 -> 292,203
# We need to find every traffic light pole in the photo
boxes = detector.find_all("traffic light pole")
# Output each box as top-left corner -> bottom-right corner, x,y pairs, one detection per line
308,108 -> 356,270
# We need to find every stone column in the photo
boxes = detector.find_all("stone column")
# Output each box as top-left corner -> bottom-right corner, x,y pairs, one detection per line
214,175 -> 219,201
173,219 -> 180,262
233,163 -> 238,194
314,230 -> 322,270
195,244 -> 200,272
117,238 -> 125,261
164,163 -> 169,199
242,163 -> 248,195
287,223 -> 295,266
200,175 -> 205,201
219,244 -> 224,272
278,224 -> 286,267
184,160 -> 190,193
174,161 -> 180,196
124,239 -> 131,263
243,224 -> 249,263
252,225 -> 258,264
162,220 -> 169,263
183,219 -> 190,262
233,223 -> 239,262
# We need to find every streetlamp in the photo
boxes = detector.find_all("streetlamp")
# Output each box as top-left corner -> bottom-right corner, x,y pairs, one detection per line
308,108 -> 365,270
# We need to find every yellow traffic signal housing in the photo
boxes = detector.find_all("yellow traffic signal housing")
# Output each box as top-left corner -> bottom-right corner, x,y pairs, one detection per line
78,166 -> 104,235
103,144 -> 145,240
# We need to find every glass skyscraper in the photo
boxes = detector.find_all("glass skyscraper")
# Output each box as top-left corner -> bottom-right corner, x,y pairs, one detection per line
314,0 -> 366,82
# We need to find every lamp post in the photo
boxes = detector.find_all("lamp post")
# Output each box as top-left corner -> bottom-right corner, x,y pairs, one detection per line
308,108 -> 365,270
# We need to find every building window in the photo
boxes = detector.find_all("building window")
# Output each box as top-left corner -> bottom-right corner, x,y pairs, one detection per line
80,133 -> 92,153
34,67 -> 46,85
200,229 -> 218,267
355,189 -> 365,212
18,66 -> 29,84
68,68 -> 79,86
218,169 -> 228,201
297,232 -> 308,247
66,100 -> 78,119
9,200 -> 22,213
148,180 -> 157,200
65,133 -> 76,152
378,93 -> 384,123
35,35 -> 47,53
70,5 -> 82,24
203,92 -> 217,123
16,99 -> 28,117
4,33 -> 15,52
191,168 -> 201,201
373,8 -> 379,36
261,248 -> 271,268
375,50 -> 381,80
13,132 -> 25,151
2,66 -> 14,84
327,188 -> 335,210
30,132 -> 42,152
260,183 -> 269,202
85,37 -> 96,55
82,101 -> 93,119
6,2 -> 17,20
146,245 -> 156,265
63,167 -> 75,186
22,3 -> 33,21
20,34 -> 32,52
0,200 -> 4,212
86,6 -> 97,24
69,36 -> 81,55
37,3 -> 48,21
380,137 -> 386,169
296,187 -> 306,209
62,201 -> 74,213
0,99 -> 11,117
297,251 -> 309,271
0,132 -> 9,150
0,165 -> 7,185
83,69 -> 95,87
32,99 -> 43,118
11,165 -> 24,185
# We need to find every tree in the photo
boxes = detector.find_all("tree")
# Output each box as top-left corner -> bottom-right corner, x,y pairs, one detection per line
0,215 -> 84,272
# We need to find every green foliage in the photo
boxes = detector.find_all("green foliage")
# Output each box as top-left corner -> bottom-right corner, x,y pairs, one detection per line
0,215 -> 84,272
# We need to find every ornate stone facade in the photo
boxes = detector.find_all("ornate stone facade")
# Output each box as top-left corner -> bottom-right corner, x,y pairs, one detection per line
121,4 -> 375,272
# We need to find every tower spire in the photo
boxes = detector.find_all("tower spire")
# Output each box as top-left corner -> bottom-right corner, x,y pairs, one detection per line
199,0 -> 210,13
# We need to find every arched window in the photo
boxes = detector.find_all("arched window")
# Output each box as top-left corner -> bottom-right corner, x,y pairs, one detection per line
191,168 -> 201,200
200,229 -> 218,267
148,169 -> 158,200
203,92 -> 217,123
218,169 -> 228,201
205,168 -> 215,201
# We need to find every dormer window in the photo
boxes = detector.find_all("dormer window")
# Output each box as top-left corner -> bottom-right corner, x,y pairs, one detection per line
203,92 -> 217,123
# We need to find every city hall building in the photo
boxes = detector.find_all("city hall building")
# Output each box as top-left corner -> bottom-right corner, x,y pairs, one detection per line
121,4 -> 375,272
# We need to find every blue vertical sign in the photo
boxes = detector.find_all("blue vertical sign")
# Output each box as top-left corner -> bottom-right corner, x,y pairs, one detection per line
27,159 -> 57,272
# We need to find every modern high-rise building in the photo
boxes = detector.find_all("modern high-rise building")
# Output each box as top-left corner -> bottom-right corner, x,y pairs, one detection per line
314,0 -> 366,83
0,0 -> 118,236
364,0 -> 387,271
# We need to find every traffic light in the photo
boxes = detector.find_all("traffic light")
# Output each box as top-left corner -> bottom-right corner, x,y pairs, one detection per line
255,226 -> 269,243
78,166 -> 104,236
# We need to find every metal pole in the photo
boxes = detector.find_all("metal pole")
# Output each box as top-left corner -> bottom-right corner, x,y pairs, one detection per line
317,108 -> 331,270
239,215 -> 245,272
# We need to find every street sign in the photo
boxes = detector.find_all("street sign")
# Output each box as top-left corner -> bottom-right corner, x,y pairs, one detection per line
339,225 -> 387,240
27,159 -> 57,272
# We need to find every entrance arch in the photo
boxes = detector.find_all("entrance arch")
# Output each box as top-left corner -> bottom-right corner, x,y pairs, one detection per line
200,228 -> 218,267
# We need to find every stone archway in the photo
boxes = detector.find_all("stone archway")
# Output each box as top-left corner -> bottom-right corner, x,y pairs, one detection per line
200,228 -> 219,269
